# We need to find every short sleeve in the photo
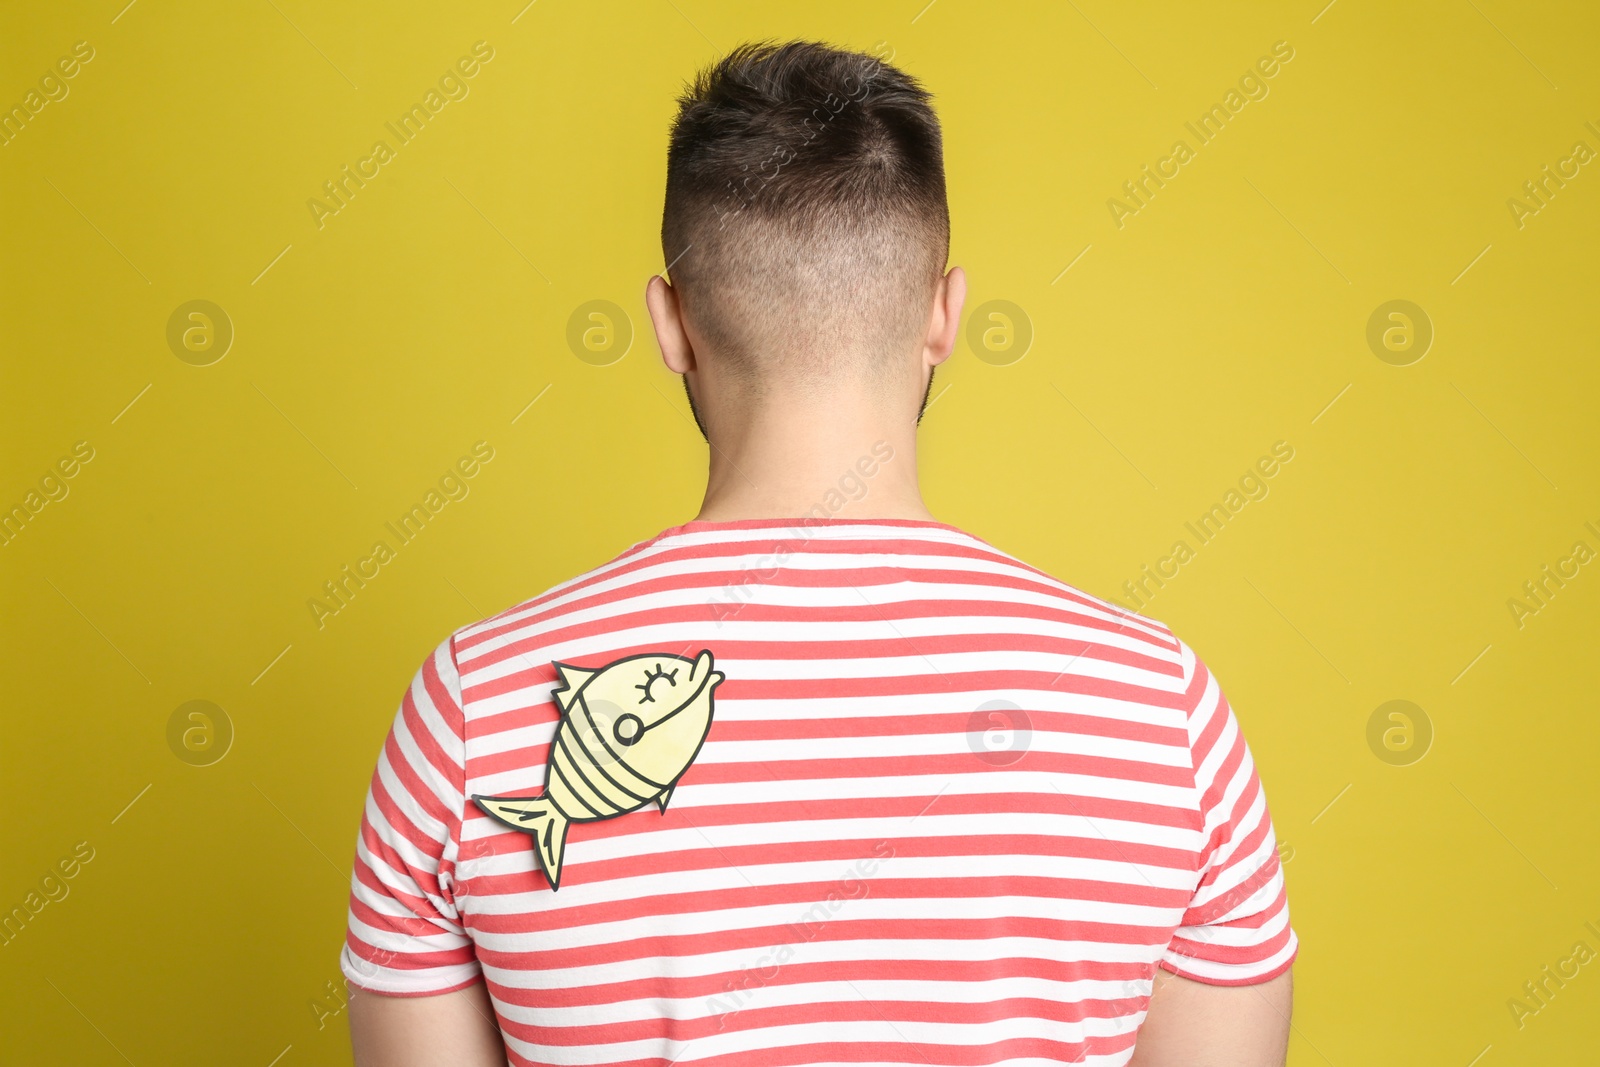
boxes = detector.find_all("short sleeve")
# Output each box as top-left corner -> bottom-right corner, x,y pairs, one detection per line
1161,640 -> 1299,986
340,635 -> 482,996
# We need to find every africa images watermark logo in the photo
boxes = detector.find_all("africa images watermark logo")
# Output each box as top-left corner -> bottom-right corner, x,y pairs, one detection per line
705,841 -> 894,1029
1,440 -> 95,549
1119,441 -> 1295,613
1505,120 -> 1598,231
1106,40 -> 1296,229
705,441 -> 896,625
1505,521 -> 1599,631
307,441 -> 495,629
702,41 -> 897,234
1,40 -> 95,149
306,41 -> 496,230
566,300 -> 633,366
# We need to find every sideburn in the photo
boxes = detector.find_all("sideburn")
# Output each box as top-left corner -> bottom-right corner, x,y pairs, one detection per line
682,374 -> 710,442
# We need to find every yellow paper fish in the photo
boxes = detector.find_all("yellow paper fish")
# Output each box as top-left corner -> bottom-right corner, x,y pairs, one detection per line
473,648 -> 724,891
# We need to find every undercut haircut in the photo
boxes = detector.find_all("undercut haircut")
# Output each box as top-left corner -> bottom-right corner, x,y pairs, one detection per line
662,41 -> 950,399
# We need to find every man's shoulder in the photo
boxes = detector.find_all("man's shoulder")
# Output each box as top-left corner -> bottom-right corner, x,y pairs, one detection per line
939,524 -> 1186,654
429,519 -> 1195,705
433,531 -> 674,686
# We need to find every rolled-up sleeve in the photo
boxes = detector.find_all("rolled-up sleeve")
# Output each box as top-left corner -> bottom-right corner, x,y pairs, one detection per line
341,635 -> 482,996
1162,640 -> 1298,986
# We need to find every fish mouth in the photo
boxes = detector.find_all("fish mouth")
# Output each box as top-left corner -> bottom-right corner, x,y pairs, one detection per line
683,649 -> 720,696
654,650 -> 721,726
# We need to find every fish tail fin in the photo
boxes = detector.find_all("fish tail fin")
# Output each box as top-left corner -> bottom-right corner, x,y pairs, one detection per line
472,794 -> 571,891
532,807 -> 570,890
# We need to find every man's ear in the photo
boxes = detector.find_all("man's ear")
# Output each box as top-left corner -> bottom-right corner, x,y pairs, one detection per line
646,274 -> 696,375
924,265 -> 966,369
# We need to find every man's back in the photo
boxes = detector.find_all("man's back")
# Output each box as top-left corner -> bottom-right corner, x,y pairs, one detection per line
343,516 -> 1296,1066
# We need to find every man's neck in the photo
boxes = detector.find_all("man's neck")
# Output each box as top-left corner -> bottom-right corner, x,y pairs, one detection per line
691,401 -> 933,524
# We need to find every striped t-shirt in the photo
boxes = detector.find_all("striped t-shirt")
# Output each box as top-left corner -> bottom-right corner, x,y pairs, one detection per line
341,516 -> 1297,1066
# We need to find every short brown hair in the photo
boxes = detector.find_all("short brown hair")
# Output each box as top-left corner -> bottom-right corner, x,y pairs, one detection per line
662,41 -> 949,397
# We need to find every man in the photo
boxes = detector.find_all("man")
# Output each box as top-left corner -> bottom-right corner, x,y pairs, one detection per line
342,40 -> 1297,1067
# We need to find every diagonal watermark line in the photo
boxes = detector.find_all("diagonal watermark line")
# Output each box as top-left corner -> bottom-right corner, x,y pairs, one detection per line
921,382 -> 953,412
443,575 -> 478,613
444,177 -> 551,283
443,577 -> 550,685
511,0 -> 538,23
1049,383 -> 1157,489
1310,782 -> 1351,824
251,644 -> 293,686
908,781 -> 952,824
1064,0 -> 1157,88
1450,382 -> 1557,489
647,381 -> 757,488
1311,382 -> 1352,424
1243,576 -> 1350,683
443,576 -> 486,620
44,978 -> 136,1066
1451,243 -> 1492,285
1464,1044 -> 1492,1067
663,241 -> 695,277
1451,643 -> 1492,685
674,808 -> 760,888
1242,970 -> 1338,1066
911,0 -> 939,23
253,781 -> 348,882
512,383 -> 553,424
45,177 -> 151,284
252,244 -> 292,285
1464,0 -> 1558,89
1450,781 -> 1557,889
662,0 -> 717,48
265,1045 -> 293,1067
1051,243 -> 1093,284
43,576 -> 151,683
112,383 -> 152,424
111,783 -> 152,825
251,382 -> 359,489
1310,0 -> 1338,23
111,0 -> 138,23
265,0 -> 358,89
1243,176 -> 1351,284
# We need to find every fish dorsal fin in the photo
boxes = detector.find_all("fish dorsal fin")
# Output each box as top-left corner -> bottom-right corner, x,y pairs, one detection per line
551,662 -> 596,715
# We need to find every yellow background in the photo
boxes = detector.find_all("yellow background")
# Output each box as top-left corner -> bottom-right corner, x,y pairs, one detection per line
3,0 -> 1597,1063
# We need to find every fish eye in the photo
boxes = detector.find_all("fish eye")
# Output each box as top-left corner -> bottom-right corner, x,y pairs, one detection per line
634,663 -> 679,704
613,714 -> 643,746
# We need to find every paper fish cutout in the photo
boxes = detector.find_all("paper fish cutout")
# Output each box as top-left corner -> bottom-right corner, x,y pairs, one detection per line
473,649 -> 724,891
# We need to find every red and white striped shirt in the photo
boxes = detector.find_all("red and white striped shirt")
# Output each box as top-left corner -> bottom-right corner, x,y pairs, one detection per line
342,517 -> 1297,1066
